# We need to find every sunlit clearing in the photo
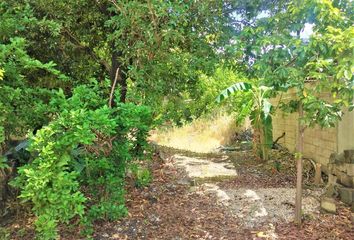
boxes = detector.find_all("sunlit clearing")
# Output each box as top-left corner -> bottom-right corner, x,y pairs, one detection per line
150,114 -> 242,153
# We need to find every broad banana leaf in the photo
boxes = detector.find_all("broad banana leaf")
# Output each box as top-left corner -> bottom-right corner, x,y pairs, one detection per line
216,82 -> 252,102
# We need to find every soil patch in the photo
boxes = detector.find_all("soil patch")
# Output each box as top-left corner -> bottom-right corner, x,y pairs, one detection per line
2,146 -> 353,239
93,158 -> 252,240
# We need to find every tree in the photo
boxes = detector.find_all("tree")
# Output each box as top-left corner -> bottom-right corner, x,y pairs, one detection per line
228,0 -> 353,224
0,1 -> 241,238
0,2 -> 66,144
3,0 -> 237,109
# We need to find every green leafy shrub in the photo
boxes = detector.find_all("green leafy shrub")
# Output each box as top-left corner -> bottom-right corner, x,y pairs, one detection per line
11,85 -> 152,239
12,109 -> 102,239
0,4 -> 66,146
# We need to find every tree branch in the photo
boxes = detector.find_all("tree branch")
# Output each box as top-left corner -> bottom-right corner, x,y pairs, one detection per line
109,67 -> 120,108
61,28 -> 111,73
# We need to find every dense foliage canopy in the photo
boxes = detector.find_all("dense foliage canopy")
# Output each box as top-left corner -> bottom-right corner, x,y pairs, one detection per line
0,0 -> 353,238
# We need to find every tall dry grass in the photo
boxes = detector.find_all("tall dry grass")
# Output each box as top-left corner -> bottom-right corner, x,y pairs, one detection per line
150,114 -> 244,153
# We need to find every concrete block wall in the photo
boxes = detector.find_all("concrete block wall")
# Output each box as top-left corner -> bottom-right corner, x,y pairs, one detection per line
271,89 -> 354,207
272,111 -> 297,152
304,126 -> 337,166
272,109 -> 337,166
271,88 -> 344,166
338,109 -> 354,153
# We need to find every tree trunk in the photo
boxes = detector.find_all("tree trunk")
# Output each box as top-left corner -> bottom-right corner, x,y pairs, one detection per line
259,126 -> 268,161
295,102 -> 304,225
314,163 -> 322,185
110,50 -> 127,104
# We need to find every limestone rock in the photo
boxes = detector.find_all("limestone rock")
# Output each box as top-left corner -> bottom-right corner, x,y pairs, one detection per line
338,187 -> 354,205
344,150 -> 354,163
337,153 -> 346,164
339,174 -> 353,188
321,197 -> 337,214
336,163 -> 347,173
329,153 -> 337,164
197,183 -> 231,205
346,164 -> 354,176
173,154 -> 237,180
327,174 -> 338,185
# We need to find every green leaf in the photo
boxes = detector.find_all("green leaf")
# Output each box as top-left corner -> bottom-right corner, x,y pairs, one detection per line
0,157 -> 9,169
262,99 -> 272,118
216,82 -> 252,102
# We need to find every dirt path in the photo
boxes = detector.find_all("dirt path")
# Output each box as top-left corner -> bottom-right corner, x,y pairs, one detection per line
4,146 -> 352,239
92,146 -> 352,240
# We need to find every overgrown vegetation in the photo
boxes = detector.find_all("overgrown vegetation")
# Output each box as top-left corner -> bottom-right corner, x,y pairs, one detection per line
233,0 -> 354,224
0,0 -> 235,238
0,0 -> 353,238
9,85 -> 152,238
217,82 -> 274,161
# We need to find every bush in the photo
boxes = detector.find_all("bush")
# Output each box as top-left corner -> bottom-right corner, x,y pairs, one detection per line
11,85 -> 153,239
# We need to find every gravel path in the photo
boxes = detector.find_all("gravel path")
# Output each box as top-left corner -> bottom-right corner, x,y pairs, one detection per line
167,148 -> 324,238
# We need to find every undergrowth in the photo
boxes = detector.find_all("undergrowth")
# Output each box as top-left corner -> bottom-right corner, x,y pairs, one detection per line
10,85 -> 153,239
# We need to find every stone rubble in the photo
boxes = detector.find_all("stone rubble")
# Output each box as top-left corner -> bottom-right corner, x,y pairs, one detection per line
325,149 -> 354,210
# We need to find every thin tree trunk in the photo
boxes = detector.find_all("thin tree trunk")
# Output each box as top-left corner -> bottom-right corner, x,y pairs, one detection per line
314,163 -> 322,185
295,102 -> 304,225
110,50 -> 127,104
109,68 -> 119,108
259,126 -> 267,161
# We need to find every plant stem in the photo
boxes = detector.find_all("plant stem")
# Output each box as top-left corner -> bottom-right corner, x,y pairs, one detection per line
295,101 -> 304,225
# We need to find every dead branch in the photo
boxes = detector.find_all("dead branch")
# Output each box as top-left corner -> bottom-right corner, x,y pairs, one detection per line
109,67 -> 120,108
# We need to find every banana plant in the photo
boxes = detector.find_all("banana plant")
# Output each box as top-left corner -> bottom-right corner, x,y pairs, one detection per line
217,82 -> 273,161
